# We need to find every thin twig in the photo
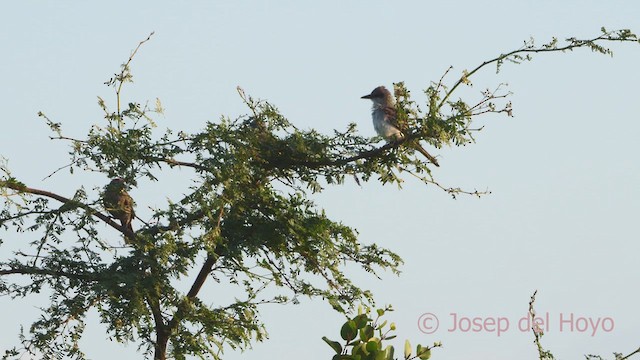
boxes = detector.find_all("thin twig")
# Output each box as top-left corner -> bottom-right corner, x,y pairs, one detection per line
116,32 -> 155,115
619,347 -> 640,360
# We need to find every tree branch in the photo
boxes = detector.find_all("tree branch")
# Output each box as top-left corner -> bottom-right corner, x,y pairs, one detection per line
0,266 -> 100,281
0,180 -> 134,239
165,206 -> 225,334
438,31 -> 639,111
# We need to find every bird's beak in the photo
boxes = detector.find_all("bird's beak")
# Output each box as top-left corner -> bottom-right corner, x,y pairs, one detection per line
361,94 -> 372,99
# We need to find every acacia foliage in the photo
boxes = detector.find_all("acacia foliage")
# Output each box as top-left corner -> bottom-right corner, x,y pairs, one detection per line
1,28 -> 638,359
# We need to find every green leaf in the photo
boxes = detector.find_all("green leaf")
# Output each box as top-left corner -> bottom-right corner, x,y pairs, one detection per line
353,314 -> 369,329
365,339 -> 380,353
341,320 -> 358,341
359,324 -> 374,341
374,351 -> 387,360
322,336 -> 342,354
347,339 -> 362,347
352,343 -> 367,356
383,345 -> 394,360
404,340 -> 411,359
333,355 -> 359,360
417,348 -> 431,360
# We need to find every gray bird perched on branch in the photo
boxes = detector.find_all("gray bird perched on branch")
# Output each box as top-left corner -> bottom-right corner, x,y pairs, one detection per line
103,178 -> 135,240
361,86 -> 440,167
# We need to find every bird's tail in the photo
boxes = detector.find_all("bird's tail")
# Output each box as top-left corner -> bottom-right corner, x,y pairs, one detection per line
121,219 -> 135,243
414,144 -> 440,167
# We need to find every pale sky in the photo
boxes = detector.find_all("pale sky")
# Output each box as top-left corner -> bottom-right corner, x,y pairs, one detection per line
1,1 -> 639,359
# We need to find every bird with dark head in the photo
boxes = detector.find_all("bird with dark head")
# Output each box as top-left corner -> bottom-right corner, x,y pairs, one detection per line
103,178 -> 135,240
362,85 -> 440,167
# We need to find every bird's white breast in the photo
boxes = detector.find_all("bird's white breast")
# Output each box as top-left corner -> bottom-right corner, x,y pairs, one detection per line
372,108 -> 403,141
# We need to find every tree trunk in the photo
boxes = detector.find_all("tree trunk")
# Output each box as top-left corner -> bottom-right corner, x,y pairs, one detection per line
154,331 -> 169,360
